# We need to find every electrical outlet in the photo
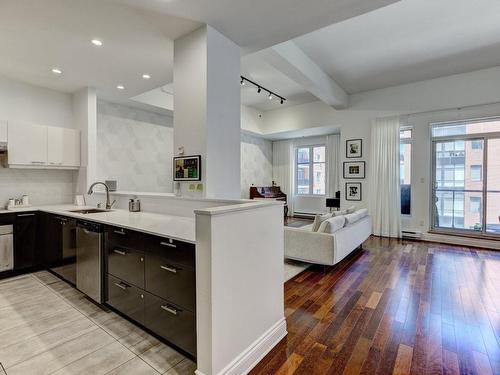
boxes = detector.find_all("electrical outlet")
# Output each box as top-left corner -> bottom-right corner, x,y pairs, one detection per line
419,220 -> 424,226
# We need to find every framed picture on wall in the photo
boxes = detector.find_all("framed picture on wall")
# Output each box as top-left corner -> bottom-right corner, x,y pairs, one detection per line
345,182 -> 362,201
343,161 -> 365,179
173,155 -> 202,181
346,139 -> 362,158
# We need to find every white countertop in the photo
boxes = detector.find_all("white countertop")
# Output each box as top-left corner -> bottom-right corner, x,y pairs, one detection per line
1,204 -> 196,243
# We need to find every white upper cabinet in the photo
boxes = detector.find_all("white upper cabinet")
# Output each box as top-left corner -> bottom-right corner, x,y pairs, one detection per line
47,126 -> 80,167
7,121 -> 80,169
8,121 -> 48,166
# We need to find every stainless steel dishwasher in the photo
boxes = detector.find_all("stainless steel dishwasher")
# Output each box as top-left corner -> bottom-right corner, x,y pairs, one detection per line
76,221 -> 104,303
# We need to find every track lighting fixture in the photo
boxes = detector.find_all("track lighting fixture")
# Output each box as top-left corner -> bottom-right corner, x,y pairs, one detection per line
240,76 -> 286,105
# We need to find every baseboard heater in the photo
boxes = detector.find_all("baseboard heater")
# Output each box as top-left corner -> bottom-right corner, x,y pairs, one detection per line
402,230 -> 422,239
293,212 -> 318,219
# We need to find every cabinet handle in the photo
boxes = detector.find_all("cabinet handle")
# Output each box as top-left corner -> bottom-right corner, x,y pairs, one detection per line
161,305 -> 179,315
160,265 -> 178,273
30,161 -> 45,164
113,249 -> 127,256
113,229 -> 126,235
17,213 -> 35,217
160,241 -> 176,248
114,282 -> 130,290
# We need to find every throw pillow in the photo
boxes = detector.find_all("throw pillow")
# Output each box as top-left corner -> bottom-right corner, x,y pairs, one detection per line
311,213 -> 332,232
346,206 -> 356,214
318,215 -> 346,233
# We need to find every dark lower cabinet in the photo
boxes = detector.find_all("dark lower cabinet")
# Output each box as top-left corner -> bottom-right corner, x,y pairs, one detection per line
108,246 -> 145,288
14,212 -> 38,270
145,251 -> 196,312
107,274 -> 145,324
105,225 -> 196,358
144,292 -> 196,357
38,212 -> 62,267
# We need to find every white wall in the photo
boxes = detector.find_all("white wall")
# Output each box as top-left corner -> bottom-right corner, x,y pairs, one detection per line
262,65 -> 500,234
0,75 -> 76,206
240,132 -> 273,198
241,105 -> 265,134
0,75 -> 73,128
96,100 -> 174,193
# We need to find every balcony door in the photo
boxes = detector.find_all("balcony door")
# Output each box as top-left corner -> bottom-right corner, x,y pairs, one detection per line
431,117 -> 500,236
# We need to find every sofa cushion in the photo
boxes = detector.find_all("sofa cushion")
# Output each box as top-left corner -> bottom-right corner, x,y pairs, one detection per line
318,215 -> 346,234
311,213 -> 332,232
346,206 -> 356,214
344,208 -> 368,225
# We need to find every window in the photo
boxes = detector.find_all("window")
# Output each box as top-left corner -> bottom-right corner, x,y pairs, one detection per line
400,128 -> 412,215
296,146 -> 326,195
431,117 -> 500,235
470,197 -> 481,213
471,140 -> 483,150
471,165 -> 482,182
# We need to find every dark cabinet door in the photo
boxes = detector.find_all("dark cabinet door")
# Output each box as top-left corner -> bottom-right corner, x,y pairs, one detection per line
107,274 -> 145,324
14,212 -> 38,270
145,251 -> 196,312
107,245 -> 145,288
38,213 -> 62,267
144,292 -> 196,357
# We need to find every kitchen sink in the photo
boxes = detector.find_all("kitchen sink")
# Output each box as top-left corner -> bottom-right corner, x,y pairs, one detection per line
68,208 -> 112,214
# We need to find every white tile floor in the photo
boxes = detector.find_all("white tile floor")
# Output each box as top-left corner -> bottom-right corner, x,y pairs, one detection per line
0,272 -> 196,375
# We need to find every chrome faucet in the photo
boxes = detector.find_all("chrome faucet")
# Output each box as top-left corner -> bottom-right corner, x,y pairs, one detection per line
87,182 -> 115,210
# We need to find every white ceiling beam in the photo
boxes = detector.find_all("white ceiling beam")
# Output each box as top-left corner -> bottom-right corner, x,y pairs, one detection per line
262,41 -> 349,109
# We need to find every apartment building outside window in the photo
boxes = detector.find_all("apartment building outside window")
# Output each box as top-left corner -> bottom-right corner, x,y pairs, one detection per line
296,145 -> 326,195
431,117 -> 500,235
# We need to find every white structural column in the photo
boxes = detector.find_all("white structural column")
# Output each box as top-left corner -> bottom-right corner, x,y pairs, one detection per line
72,87 -> 97,195
174,25 -> 241,199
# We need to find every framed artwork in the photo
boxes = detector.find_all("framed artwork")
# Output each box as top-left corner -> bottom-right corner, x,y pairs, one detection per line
346,139 -> 362,158
343,161 -> 365,179
174,155 -> 202,181
345,182 -> 362,201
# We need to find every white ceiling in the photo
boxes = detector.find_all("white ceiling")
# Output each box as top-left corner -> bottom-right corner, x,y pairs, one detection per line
0,0 -> 397,112
241,53 -> 318,111
0,0 -> 200,102
293,0 -> 500,94
108,0 -> 399,53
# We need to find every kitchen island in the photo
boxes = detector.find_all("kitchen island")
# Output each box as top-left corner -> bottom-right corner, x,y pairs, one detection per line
0,198 -> 285,375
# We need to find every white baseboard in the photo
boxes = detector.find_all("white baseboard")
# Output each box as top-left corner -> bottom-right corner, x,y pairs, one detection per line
421,232 -> 500,250
195,318 -> 287,375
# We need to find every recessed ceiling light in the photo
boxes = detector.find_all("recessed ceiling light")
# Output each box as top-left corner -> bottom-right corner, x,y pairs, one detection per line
142,74 -> 151,80
91,39 -> 103,46
116,85 -> 125,90
51,68 -> 62,75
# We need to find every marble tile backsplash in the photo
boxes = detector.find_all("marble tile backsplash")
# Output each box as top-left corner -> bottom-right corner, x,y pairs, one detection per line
0,166 -> 74,208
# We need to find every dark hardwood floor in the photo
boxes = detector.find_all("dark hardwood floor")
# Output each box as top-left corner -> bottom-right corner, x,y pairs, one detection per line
251,236 -> 500,375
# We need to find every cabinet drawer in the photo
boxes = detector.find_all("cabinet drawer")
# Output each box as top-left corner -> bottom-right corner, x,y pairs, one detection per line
107,275 -> 144,324
144,292 -> 196,357
108,245 -> 144,288
146,236 -> 195,269
106,226 -> 146,252
145,252 -> 195,311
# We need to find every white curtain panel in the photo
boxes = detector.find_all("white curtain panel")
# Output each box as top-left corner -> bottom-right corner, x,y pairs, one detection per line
369,116 -> 402,238
326,134 -> 340,197
272,140 -> 295,216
